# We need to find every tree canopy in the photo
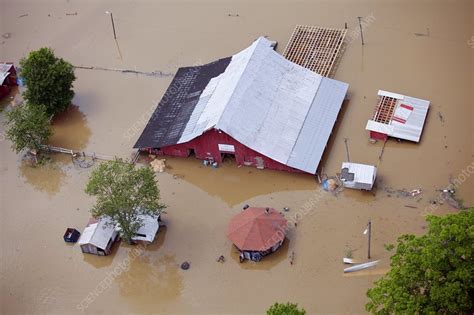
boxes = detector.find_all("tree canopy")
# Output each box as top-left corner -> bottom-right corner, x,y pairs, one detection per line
85,159 -> 166,243
366,209 -> 474,314
20,47 -> 75,116
266,302 -> 306,315
5,103 -> 52,153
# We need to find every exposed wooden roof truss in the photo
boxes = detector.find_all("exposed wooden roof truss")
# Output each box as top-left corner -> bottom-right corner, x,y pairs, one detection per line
283,25 -> 347,77
372,95 -> 397,124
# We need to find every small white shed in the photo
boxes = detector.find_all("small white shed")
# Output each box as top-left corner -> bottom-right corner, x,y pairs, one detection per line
78,217 -> 119,256
340,162 -> 377,190
131,214 -> 160,243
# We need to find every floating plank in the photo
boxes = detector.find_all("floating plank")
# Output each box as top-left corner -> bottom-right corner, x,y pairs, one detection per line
343,260 -> 380,273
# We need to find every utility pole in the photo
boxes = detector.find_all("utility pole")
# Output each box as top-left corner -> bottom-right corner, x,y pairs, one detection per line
357,16 -> 365,45
105,11 -> 117,39
367,220 -> 372,259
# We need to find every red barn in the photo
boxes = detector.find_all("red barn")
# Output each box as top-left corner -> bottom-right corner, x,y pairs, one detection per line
134,37 -> 349,174
0,63 -> 17,100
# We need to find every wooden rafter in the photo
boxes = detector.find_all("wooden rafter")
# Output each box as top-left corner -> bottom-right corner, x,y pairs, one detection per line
372,96 -> 397,124
283,25 -> 347,77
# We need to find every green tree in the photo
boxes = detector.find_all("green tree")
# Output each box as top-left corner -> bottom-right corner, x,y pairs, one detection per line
266,302 -> 306,315
20,47 -> 75,116
85,159 -> 166,244
5,103 -> 52,153
366,209 -> 474,314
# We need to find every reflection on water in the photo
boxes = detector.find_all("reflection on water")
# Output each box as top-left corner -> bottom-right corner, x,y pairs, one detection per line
229,238 -> 290,270
19,155 -> 68,196
0,86 -> 21,110
110,226 -> 183,309
153,156 -> 316,206
82,240 -> 121,269
18,104 -> 91,196
49,104 -> 91,150
117,253 -> 183,300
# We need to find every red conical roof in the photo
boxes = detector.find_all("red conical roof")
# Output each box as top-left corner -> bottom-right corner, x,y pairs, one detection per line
227,207 -> 288,251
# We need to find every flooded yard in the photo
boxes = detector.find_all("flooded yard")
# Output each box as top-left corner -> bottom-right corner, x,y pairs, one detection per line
1,0 -> 472,314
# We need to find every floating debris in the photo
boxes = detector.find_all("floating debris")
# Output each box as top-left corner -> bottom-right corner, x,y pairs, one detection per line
383,187 -> 422,198
216,255 -> 225,263
180,261 -> 190,270
150,158 -> 166,173
344,260 -> 380,273
441,191 -> 463,209
410,189 -> 422,197
2,33 -> 11,39
322,177 -> 343,194
438,111 -> 445,123
283,207 -> 290,212
18,14 -> 28,18
414,27 -> 430,37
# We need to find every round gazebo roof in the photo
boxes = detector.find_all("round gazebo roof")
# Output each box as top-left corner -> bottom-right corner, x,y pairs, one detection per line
227,207 -> 288,251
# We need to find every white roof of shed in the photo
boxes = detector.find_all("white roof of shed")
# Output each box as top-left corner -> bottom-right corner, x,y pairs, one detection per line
341,162 -> 377,185
180,37 -> 349,173
78,217 -> 116,250
131,214 -> 160,243
366,90 -> 430,142
0,63 -> 13,85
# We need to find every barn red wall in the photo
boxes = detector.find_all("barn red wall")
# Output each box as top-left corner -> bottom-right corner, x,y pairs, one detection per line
370,131 -> 388,141
145,129 -> 305,173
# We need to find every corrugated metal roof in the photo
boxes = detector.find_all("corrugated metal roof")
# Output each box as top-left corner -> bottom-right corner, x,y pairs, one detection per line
366,90 -> 430,142
78,217 -> 116,250
134,58 -> 231,148
287,78 -> 348,173
0,63 -> 13,85
135,37 -> 349,173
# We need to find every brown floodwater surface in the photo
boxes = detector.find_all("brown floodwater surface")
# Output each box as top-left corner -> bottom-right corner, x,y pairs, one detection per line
1,0 -> 473,314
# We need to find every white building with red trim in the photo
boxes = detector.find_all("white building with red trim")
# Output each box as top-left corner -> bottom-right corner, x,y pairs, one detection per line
366,90 -> 430,142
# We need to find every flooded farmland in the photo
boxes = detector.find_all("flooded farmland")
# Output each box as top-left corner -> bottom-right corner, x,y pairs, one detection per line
0,0 -> 473,314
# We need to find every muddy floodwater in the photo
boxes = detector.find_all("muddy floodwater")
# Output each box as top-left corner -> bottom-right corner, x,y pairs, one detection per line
1,0 -> 473,314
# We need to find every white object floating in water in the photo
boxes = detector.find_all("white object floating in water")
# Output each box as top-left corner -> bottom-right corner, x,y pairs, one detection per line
343,258 -> 355,264
344,260 -> 380,273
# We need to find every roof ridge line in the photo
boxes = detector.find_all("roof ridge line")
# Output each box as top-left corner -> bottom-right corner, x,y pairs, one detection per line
216,37 -> 267,129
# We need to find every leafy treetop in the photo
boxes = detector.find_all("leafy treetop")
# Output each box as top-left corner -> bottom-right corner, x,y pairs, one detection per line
366,209 -> 474,314
266,302 -> 306,315
20,47 -> 75,116
5,103 -> 51,153
85,159 -> 166,243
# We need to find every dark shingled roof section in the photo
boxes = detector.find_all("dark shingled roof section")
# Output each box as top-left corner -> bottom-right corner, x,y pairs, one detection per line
134,57 -> 232,149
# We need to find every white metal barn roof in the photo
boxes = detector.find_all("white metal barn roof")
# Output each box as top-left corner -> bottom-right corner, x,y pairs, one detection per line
366,90 -> 430,142
131,215 -> 160,243
78,217 -> 116,250
171,37 -> 349,174
0,63 -> 13,85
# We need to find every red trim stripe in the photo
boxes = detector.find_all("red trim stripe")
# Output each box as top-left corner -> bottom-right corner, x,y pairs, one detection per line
400,103 -> 414,110
392,117 -> 406,124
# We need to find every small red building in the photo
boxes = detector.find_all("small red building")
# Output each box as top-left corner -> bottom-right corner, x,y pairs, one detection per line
135,37 -> 349,174
0,63 -> 17,100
